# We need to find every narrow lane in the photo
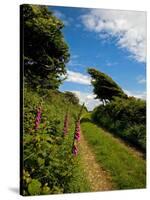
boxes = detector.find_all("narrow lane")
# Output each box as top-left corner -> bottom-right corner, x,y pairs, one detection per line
79,131 -> 114,191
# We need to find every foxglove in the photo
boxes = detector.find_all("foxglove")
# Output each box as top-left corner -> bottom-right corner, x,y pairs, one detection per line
63,112 -> 69,136
35,107 -> 42,130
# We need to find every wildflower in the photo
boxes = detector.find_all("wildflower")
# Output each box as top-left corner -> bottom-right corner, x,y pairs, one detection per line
72,103 -> 85,156
63,112 -> 69,136
74,120 -> 81,141
35,106 -> 42,130
72,145 -> 78,156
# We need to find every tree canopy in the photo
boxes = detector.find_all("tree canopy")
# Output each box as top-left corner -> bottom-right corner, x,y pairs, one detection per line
21,5 -> 70,89
88,68 -> 127,103
64,91 -> 79,105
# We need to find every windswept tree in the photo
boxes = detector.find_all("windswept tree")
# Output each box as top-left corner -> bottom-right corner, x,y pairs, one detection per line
21,5 -> 70,89
88,68 -> 127,103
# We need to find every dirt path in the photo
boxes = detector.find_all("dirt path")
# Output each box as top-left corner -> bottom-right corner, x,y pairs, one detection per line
79,131 -> 114,191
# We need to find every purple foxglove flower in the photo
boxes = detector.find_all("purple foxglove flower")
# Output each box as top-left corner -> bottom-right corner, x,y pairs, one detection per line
74,120 -> 81,141
75,132 -> 80,141
34,107 -> 42,130
72,145 -> 78,156
63,113 -> 69,136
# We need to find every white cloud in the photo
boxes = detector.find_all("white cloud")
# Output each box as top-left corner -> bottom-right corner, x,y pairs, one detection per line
67,54 -> 85,68
124,89 -> 146,99
53,10 -> 72,26
70,90 -> 101,111
71,54 -> 79,59
81,9 -> 146,63
70,89 -> 146,110
65,70 -> 91,85
67,60 -> 84,67
137,76 -> 146,84
106,61 -> 118,66
138,79 -> 146,84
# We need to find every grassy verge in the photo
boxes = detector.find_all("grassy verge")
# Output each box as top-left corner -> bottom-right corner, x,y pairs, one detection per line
67,154 -> 91,193
81,117 -> 146,189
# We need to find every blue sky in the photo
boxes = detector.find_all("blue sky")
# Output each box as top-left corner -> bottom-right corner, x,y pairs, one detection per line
49,6 -> 146,110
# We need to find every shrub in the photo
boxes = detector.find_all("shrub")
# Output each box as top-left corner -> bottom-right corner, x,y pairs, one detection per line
92,97 -> 146,151
124,124 -> 146,150
64,91 -> 79,105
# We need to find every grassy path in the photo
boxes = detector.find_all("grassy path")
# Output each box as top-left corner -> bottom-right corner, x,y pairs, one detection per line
80,117 -> 146,190
79,131 -> 114,191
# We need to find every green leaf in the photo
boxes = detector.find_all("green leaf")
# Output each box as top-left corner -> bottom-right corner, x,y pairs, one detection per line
42,184 -> 50,194
37,157 -> 45,166
28,179 -> 41,195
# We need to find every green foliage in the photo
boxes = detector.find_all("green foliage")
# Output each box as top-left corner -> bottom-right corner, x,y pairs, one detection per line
125,125 -> 146,150
92,97 -> 146,151
28,179 -> 42,195
67,156 -> 91,192
88,68 -> 127,102
21,4 -> 70,89
64,91 -> 79,105
22,87 -> 89,195
81,119 -> 146,189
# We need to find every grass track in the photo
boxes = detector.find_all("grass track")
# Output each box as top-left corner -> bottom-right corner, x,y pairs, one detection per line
81,117 -> 146,189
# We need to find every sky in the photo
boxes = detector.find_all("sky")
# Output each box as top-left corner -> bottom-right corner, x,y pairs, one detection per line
49,6 -> 146,111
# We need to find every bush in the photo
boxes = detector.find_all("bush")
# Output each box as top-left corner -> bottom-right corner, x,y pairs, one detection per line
92,97 -> 146,151
124,124 -> 146,150
64,91 -> 79,105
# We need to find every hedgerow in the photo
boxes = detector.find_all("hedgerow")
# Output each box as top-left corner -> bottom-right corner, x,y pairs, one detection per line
22,87 -> 89,195
92,97 -> 146,151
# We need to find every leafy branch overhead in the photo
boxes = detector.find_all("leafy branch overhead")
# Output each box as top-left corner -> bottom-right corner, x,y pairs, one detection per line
22,5 -> 70,89
88,68 -> 127,103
